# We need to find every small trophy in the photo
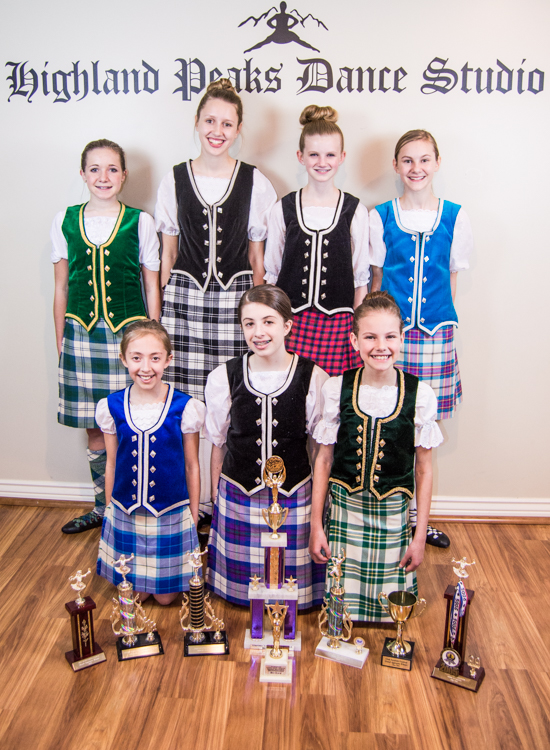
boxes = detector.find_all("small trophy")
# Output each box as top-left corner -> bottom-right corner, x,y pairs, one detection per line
259,602 -> 293,683
110,554 -> 164,660
431,557 -> 485,691
180,546 -> 229,656
65,568 -> 106,671
315,549 -> 369,669
245,456 -> 301,651
378,590 -> 426,670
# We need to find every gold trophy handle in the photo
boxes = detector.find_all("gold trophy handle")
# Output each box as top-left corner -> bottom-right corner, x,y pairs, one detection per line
410,597 -> 427,619
378,592 -> 390,614
281,507 -> 289,526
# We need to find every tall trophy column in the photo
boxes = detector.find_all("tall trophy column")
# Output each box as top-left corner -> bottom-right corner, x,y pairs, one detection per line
431,557 -> 485,691
315,549 -> 369,669
65,568 -> 106,671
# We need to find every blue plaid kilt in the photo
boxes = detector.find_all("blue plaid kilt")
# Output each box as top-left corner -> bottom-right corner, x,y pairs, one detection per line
58,317 -> 131,428
287,308 -> 362,377
206,477 -> 325,609
97,502 -> 199,595
397,325 -> 462,420
327,484 -> 417,622
161,273 -> 251,401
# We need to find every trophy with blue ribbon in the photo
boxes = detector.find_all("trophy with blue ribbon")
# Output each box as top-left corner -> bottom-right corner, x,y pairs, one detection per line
431,557 -> 485,691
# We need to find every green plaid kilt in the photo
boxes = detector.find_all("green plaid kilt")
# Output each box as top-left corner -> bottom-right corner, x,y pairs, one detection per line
58,318 -> 131,429
327,483 -> 417,622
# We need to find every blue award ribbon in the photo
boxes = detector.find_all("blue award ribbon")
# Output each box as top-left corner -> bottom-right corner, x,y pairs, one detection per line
449,580 -> 468,647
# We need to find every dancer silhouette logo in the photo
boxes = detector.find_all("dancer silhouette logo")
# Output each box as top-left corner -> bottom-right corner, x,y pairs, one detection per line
239,3 -> 328,54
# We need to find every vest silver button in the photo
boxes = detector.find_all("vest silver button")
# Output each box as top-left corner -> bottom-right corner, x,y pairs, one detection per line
217,257 -> 222,262
420,318 -> 425,323
321,293 -> 326,299
408,297 -> 412,303
409,277 -> 413,282
406,317 -> 411,322
410,256 -> 414,262
422,298 -> 426,303
255,477 -> 261,484
203,224 -> 208,230
424,256 -> 429,261
105,250 -> 110,256
423,277 -> 427,282
303,266 -> 308,272
256,438 -> 262,446
90,296 -> 94,301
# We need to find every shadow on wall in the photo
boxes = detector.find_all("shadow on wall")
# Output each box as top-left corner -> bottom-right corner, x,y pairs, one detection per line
357,136 -> 400,208
123,150 -> 156,215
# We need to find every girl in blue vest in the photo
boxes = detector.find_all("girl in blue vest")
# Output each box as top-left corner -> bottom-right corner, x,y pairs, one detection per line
264,105 -> 370,376
96,319 -> 205,605
370,130 -> 473,547
51,140 -> 161,535
309,292 -> 443,621
204,285 -> 328,609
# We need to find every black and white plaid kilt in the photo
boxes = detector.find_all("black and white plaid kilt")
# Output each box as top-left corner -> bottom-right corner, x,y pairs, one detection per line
161,272 -> 251,401
58,318 -> 131,429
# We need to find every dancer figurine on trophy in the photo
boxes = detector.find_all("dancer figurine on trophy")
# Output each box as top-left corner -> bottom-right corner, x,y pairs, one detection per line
65,567 -> 106,671
180,546 -> 229,655
110,554 -> 164,660
259,602 -> 292,683
431,556 -> 485,691
315,548 -> 369,668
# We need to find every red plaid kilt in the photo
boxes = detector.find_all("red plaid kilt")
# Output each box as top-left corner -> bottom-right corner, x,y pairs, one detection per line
287,308 -> 362,376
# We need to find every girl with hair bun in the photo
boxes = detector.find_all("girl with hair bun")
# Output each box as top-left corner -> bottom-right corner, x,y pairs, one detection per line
155,78 -> 277,525
264,104 -> 370,376
309,291 -> 443,622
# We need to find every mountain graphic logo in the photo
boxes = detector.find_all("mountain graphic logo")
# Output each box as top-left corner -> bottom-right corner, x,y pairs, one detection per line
239,3 -> 328,54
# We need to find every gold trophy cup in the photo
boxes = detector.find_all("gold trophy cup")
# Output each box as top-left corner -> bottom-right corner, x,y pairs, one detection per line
378,590 -> 426,670
262,456 -> 288,539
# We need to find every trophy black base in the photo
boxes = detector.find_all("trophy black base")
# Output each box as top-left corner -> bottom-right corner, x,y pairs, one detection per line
65,642 -> 106,671
381,637 -> 415,671
432,659 -> 485,692
184,630 -> 230,656
116,631 -> 164,661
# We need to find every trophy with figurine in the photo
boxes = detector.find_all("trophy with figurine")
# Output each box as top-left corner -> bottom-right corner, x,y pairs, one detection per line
65,567 -> 106,671
259,602 -> 293,683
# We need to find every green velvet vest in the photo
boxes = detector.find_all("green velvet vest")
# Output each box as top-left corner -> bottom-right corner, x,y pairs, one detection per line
62,203 -> 147,332
330,367 -> 418,500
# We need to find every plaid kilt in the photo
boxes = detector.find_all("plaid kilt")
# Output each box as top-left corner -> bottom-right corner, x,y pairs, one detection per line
287,308 -> 362,376
397,325 -> 462,420
327,483 -> 417,622
161,273 -> 251,401
58,317 -> 131,429
97,502 -> 199,595
206,478 -> 325,609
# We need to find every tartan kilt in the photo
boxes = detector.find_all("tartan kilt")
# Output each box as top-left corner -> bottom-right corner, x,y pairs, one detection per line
397,325 -> 462,420
97,502 -> 199,595
161,272 -> 251,401
327,483 -> 417,622
58,317 -> 131,429
206,477 -> 325,609
287,308 -> 362,377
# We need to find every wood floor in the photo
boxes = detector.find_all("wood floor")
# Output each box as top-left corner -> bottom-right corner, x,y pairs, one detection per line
1,504 -> 549,750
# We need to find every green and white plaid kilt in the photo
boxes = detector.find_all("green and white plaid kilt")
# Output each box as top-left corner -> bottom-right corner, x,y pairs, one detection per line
58,318 -> 131,429
327,483 -> 417,622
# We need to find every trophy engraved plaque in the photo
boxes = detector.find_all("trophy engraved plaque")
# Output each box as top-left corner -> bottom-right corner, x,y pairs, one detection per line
378,590 -> 426,671
315,549 -> 369,669
110,554 -> 164,660
245,457 -> 302,651
259,602 -> 293,683
431,557 -> 485,692
65,568 -> 106,671
180,546 -> 229,656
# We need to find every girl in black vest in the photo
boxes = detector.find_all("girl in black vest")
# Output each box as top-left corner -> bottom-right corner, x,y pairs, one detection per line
309,292 -> 443,621
204,285 -> 328,609
51,140 -> 161,535
264,105 -> 370,376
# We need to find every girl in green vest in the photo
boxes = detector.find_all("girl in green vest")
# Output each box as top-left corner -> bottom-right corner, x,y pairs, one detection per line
309,291 -> 443,621
51,139 -> 161,534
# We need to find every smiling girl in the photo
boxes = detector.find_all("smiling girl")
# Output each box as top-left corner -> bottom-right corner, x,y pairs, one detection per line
309,292 -> 443,622
204,285 -> 328,609
51,139 -> 161,534
265,105 -> 370,376
96,320 -> 204,605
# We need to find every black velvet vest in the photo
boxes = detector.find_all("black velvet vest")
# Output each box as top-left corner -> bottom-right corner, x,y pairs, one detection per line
276,190 -> 358,315
173,160 -> 254,291
330,367 -> 418,499
221,354 -> 315,495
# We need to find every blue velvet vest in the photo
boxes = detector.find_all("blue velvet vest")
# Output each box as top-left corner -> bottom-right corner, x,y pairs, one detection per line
375,199 -> 460,334
108,385 -> 191,516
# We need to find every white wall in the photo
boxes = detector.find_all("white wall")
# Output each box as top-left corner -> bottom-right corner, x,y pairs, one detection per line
1,0 -> 549,513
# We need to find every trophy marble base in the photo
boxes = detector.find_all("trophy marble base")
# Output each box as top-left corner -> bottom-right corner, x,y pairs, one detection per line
244,628 -> 302,651
432,659 -> 486,692
116,631 -> 164,661
65,643 -> 106,672
259,649 -> 293,683
381,637 -> 415,671
315,636 -> 369,669
184,630 -> 230,656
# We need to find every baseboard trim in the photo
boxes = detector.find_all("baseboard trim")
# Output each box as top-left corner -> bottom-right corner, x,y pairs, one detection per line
1,481 -> 549,521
